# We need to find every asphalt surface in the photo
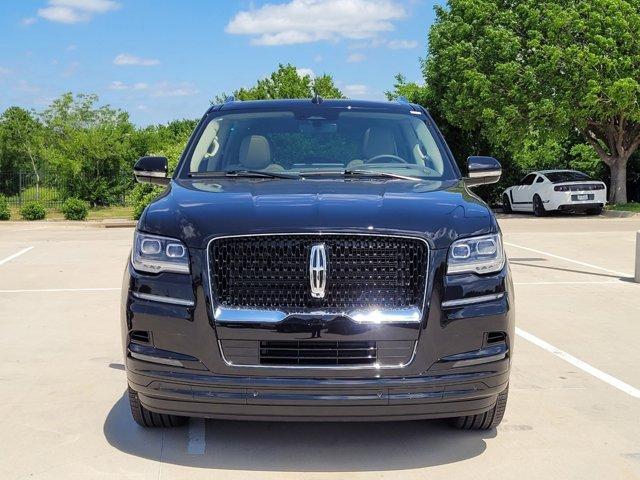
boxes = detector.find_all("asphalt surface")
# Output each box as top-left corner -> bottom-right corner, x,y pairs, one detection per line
1,215 -> 639,479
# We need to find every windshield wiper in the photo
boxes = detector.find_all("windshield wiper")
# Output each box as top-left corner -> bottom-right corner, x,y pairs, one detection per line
190,170 -> 299,179
225,169 -> 300,179
342,169 -> 422,181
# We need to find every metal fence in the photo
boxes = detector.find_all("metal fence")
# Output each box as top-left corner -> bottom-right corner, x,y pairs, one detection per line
0,172 -> 64,207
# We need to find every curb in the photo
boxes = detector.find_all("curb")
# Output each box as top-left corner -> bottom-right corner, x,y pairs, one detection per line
0,219 -> 137,227
99,219 -> 137,228
603,210 -> 640,218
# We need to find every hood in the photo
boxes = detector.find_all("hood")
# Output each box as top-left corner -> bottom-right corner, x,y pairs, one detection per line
140,178 -> 496,249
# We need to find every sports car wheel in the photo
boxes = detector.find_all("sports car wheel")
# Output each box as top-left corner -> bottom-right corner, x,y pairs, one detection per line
533,195 -> 546,217
502,194 -> 512,214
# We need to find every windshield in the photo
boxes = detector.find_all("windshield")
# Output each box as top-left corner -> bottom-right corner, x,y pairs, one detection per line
182,109 -> 458,180
545,171 -> 591,183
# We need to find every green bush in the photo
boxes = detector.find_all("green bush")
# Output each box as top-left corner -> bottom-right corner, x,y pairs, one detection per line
0,195 -> 10,220
61,197 -> 89,220
20,201 -> 46,220
130,183 -> 163,220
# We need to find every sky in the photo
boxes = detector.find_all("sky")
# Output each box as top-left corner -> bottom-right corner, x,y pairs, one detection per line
0,0 -> 440,125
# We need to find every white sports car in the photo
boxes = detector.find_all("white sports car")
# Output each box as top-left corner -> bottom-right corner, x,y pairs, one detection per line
502,170 -> 607,216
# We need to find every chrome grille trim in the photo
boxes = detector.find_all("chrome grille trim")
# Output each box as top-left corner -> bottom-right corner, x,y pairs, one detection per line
132,291 -> 195,307
214,306 -> 422,324
441,293 -> 505,308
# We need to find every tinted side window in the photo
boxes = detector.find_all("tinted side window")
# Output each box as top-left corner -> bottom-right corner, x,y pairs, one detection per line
536,176 -> 545,183
521,174 -> 536,185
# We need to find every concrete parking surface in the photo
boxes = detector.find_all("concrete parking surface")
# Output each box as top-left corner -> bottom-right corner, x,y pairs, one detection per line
1,215 -> 639,479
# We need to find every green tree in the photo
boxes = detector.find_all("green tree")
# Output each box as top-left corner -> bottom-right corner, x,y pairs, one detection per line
0,107 -> 44,191
386,74 -> 514,204
425,0 -> 640,203
40,93 -> 136,206
128,119 -> 195,219
386,74 -> 493,169
219,64 -> 344,101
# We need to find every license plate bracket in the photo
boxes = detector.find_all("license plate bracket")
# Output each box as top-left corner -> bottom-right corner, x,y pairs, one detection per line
572,194 -> 593,201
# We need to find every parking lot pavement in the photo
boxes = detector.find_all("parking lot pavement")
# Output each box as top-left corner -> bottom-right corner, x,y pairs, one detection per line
1,217 -> 639,480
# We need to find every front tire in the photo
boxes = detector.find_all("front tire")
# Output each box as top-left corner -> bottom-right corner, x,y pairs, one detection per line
450,385 -> 509,430
533,195 -> 546,217
502,194 -> 512,214
128,386 -> 187,428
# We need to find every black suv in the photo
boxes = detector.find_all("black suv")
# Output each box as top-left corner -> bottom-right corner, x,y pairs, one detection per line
123,98 -> 513,430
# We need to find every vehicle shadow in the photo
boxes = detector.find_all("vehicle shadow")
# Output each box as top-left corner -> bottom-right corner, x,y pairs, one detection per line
104,392 -> 494,472
494,210 -> 602,219
509,261 -> 628,280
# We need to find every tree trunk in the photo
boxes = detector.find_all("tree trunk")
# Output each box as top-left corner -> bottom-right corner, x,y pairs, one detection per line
608,159 -> 628,204
24,145 -> 40,198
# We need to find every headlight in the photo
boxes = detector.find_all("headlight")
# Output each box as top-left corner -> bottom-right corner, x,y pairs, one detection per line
447,233 -> 505,275
131,231 -> 190,274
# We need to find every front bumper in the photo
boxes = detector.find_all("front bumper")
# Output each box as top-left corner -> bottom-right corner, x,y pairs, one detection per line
128,359 -> 509,421
122,243 -> 514,421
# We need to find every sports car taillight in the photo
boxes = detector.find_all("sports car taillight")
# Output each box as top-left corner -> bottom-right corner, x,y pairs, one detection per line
554,184 -> 604,192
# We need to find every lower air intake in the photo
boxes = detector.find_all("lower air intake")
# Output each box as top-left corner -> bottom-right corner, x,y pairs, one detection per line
259,340 -> 377,366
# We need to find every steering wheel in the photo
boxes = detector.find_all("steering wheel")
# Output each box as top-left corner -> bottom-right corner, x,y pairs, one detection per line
364,154 -> 408,164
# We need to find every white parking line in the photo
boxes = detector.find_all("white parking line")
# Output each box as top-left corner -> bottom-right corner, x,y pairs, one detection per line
0,287 -> 120,293
505,242 -> 633,277
187,418 -> 206,455
516,327 -> 640,399
0,247 -> 34,266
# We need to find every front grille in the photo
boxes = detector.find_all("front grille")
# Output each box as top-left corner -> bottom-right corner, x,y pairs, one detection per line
209,234 -> 427,310
260,340 -> 377,366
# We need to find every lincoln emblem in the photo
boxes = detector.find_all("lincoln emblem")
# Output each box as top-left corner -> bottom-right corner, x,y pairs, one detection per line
309,244 -> 327,298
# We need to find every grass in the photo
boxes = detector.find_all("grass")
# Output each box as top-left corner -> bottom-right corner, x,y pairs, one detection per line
607,203 -> 640,213
86,205 -> 134,220
6,204 -> 134,221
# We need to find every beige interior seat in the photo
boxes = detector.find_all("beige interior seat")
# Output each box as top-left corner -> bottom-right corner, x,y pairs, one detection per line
237,135 -> 285,171
239,135 -> 272,169
346,127 -> 398,170
362,127 -> 397,159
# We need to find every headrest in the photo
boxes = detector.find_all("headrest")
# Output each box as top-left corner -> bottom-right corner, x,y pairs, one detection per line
362,127 -> 396,159
239,135 -> 271,169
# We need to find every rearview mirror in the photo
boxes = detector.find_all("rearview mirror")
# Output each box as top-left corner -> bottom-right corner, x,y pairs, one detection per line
465,156 -> 501,187
134,156 -> 169,186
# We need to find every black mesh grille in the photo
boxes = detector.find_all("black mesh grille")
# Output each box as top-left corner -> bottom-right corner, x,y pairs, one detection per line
210,235 -> 427,310
260,340 -> 377,366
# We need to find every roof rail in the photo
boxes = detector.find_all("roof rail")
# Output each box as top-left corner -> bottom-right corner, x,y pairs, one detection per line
395,96 -> 410,104
224,95 -> 238,103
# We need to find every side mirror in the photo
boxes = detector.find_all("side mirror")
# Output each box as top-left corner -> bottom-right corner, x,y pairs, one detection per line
465,156 -> 501,187
134,156 -> 169,186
